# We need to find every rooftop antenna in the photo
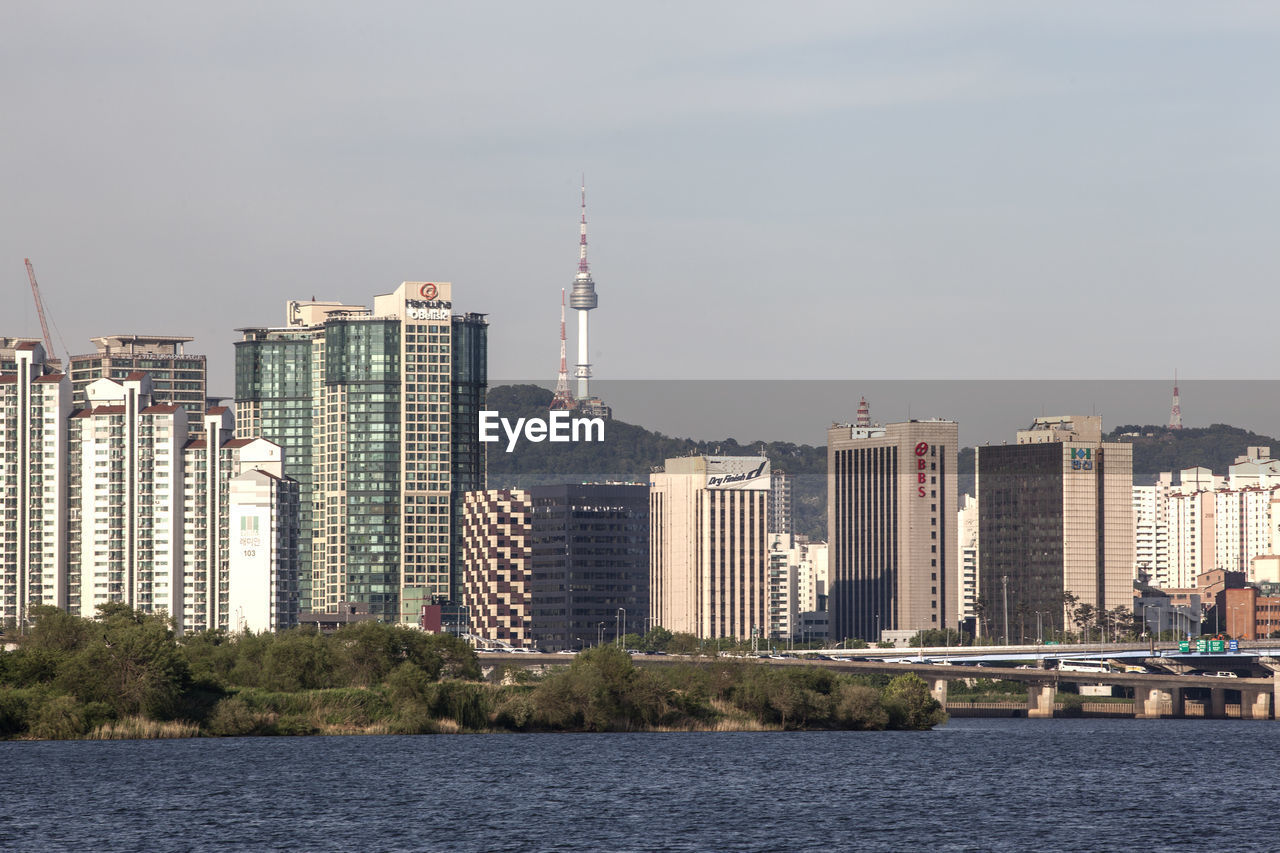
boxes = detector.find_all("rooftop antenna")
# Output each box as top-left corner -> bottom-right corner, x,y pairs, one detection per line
551,289 -> 575,410
1169,369 -> 1183,431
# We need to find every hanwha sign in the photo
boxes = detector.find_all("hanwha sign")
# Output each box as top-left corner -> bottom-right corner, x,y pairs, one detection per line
419,283 -> 438,300
915,442 -> 929,497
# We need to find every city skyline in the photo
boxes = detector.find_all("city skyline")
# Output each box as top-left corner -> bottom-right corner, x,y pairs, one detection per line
6,4 -> 1280,399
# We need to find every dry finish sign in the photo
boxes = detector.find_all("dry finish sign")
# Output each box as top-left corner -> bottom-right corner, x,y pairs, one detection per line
704,458 -> 770,490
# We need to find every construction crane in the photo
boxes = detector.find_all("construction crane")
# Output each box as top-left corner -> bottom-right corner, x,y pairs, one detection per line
24,258 -> 57,362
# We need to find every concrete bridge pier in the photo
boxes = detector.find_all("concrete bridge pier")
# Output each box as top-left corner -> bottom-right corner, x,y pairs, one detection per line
1209,688 -> 1227,719
1137,687 -> 1163,718
931,678 -> 948,708
1137,687 -> 1184,719
1240,687 -> 1272,720
1027,684 -> 1055,718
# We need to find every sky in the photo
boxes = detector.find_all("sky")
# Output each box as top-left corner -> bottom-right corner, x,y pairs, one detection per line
4,3 -> 1279,440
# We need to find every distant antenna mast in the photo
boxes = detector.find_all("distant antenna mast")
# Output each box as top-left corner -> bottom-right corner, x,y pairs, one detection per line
1169,370 -> 1183,431
24,258 -> 56,361
856,396 -> 871,428
551,289 -> 575,410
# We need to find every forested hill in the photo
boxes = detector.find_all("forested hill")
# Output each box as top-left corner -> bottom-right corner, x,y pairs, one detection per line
483,385 -> 829,540
483,384 -> 1280,541
949,425 -> 1280,495
1105,424 -> 1280,483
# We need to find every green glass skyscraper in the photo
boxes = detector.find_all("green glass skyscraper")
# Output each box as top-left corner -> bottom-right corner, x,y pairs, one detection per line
235,283 -> 487,622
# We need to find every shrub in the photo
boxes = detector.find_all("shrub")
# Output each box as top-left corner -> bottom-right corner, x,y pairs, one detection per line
882,673 -> 946,730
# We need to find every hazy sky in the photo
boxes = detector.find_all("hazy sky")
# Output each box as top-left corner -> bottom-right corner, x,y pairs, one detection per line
5,4 -> 1278,418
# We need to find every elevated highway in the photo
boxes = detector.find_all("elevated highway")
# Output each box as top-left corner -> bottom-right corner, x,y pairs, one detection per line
481,649 -> 1280,720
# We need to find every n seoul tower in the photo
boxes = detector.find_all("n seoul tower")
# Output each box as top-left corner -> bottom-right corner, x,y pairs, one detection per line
569,180 -> 597,401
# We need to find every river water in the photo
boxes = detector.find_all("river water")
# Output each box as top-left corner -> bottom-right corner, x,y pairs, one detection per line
2,718 -> 1277,852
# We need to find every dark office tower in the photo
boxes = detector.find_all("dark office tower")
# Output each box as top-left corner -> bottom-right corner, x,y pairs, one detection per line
827,420 -> 959,644
69,335 -> 207,436
976,415 -> 1133,644
529,483 -> 649,651
450,313 -> 488,603
235,283 -> 484,623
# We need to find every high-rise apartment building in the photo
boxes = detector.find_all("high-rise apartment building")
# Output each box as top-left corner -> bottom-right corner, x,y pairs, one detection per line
69,335 -> 208,435
228,467 -> 301,633
1132,472 -> 1173,585
770,471 -> 792,535
235,283 -> 487,623
828,420 -> 959,643
650,456 -> 769,640
977,415 -> 1133,643
766,533 -> 827,641
957,493 -> 979,629
2,343 -> 297,631
0,343 -> 69,625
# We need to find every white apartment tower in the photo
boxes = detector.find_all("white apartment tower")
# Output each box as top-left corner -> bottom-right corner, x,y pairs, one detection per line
2,343 -> 298,632
0,343 -> 70,625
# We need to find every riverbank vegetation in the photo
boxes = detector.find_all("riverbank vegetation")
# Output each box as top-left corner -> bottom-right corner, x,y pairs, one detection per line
0,606 -> 945,739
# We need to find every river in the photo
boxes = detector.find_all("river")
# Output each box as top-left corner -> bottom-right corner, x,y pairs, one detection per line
2,718 -> 1276,851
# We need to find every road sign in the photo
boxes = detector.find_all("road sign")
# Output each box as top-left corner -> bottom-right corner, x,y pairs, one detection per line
1209,640 -> 1225,653
1229,639 -> 1240,652
1196,639 -> 1208,653
1044,641 -> 1059,646
1179,641 -> 1190,652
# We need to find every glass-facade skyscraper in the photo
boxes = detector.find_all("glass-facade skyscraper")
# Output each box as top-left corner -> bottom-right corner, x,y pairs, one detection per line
235,283 -> 487,623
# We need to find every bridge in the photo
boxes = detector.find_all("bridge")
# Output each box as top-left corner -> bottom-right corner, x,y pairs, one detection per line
480,646 -> 1280,720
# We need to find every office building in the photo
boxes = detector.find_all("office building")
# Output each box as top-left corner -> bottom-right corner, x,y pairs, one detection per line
651,456 -> 769,640
68,335 -> 208,435
828,419 -> 959,643
459,488 -> 533,648
977,415 -> 1133,643
529,483 -> 648,651
235,283 -> 487,623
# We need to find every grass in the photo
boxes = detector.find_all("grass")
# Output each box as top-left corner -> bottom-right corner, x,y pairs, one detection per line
89,717 -> 201,740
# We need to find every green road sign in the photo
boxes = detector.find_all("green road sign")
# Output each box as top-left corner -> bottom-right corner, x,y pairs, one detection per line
1209,640 -> 1225,653
1179,641 -> 1191,652
1196,639 -> 1208,653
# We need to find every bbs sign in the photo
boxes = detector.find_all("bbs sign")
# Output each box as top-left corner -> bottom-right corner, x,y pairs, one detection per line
915,442 -> 929,497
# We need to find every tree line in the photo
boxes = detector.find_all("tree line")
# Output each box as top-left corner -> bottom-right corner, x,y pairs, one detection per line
0,605 -> 944,739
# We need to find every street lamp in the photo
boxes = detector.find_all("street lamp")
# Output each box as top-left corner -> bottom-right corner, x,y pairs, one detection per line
1001,575 -> 1010,647
616,608 -> 626,647
1230,604 -> 1245,640
597,622 -> 605,647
